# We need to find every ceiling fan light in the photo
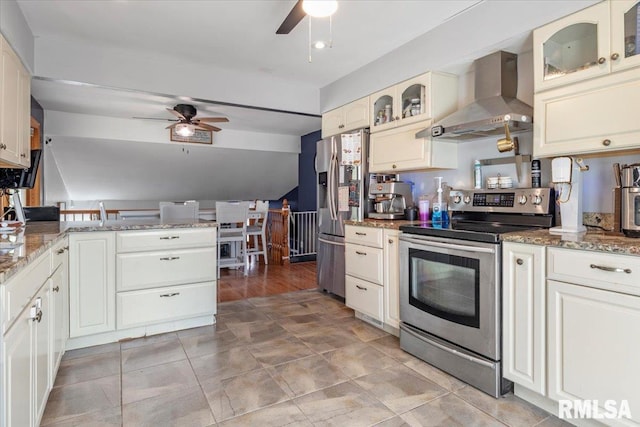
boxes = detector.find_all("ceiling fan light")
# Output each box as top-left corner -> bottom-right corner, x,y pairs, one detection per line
175,123 -> 195,137
302,0 -> 338,18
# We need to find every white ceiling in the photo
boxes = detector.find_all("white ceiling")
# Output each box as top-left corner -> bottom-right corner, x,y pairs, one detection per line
17,0 -> 482,136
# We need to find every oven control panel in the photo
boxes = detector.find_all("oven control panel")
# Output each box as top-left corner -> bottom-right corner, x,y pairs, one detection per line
449,188 -> 553,214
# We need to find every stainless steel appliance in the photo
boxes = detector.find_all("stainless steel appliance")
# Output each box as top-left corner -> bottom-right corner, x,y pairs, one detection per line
417,51 -> 533,141
398,188 -> 554,397
368,181 -> 413,220
621,163 -> 640,237
317,129 -> 370,298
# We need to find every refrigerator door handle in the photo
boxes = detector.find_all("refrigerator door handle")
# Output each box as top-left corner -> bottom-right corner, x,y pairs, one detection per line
328,137 -> 338,221
318,237 -> 345,246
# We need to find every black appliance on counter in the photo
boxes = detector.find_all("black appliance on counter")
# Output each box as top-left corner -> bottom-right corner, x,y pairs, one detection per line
398,188 -> 554,397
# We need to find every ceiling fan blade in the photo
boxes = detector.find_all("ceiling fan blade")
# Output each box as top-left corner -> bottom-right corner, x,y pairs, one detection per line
197,117 -> 229,123
276,0 -> 306,34
166,107 -> 186,121
166,123 -> 179,130
133,116 -> 179,121
195,122 -> 221,132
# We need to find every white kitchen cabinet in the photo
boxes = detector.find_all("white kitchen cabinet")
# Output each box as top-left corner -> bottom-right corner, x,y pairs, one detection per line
50,237 -> 69,384
369,121 -> 458,173
370,72 -> 458,133
0,33 -> 30,168
3,266 -> 51,427
321,96 -> 369,138
69,232 -> 116,338
115,228 -> 217,329
533,66 -> 640,158
547,279 -> 640,424
383,229 -> 400,330
502,242 -> 546,395
345,225 -> 399,333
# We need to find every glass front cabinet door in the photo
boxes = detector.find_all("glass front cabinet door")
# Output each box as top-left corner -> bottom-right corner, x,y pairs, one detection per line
534,1 -> 610,91
370,87 -> 396,133
611,0 -> 640,72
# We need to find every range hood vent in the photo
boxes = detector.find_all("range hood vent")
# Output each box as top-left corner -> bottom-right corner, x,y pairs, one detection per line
416,51 -> 533,141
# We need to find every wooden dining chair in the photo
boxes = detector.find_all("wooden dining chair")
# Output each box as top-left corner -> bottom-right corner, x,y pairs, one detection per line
215,201 -> 250,277
247,200 -> 269,265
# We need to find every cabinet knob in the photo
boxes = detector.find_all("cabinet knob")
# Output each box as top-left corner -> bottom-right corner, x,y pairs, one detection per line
395,116 -> 400,121
53,286 -> 60,293
611,53 -> 619,61
598,57 -> 606,64
602,139 -> 611,146
56,248 -> 65,254
20,153 -> 26,158
388,239 -> 394,244
516,258 -> 524,265
392,164 -> 397,169
0,144 -> 6,150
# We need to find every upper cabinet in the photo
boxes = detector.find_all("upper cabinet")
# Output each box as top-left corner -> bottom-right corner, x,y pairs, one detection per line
369,72 -> 458,133
534,1 -> 640,92
0,34 -> 31,168
321,96 -> 369,138
533,0 -> 640,157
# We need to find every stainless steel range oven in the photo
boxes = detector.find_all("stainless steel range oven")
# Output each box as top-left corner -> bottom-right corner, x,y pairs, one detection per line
398,188 -> 554,398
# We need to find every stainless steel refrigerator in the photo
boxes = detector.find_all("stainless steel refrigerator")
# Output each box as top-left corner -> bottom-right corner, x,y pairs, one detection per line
317,128 -> 370,298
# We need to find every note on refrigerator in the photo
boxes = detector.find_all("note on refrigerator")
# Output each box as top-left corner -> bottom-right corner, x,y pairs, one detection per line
341,133 -> 362,166
338,186 -> 350,212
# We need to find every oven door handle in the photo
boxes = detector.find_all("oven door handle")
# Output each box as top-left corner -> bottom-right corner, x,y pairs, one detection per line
400,237 -> 495,254
402,323 -> 495,369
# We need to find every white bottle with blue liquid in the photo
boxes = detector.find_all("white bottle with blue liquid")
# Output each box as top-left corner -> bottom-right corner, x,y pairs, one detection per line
431,176 -> 449,224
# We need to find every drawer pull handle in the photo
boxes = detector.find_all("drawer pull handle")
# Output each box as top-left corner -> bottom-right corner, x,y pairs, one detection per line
53,286 -> 60,292
160,256 -> 180,261
56,248 -> 65,254
160,292 -> 180,297
590,264 -> 631,274
356,285 -> 368,291
160,236 -> 180,240
355,232 -> 367,236
516,258 -> 523,265
355,251 -> 367,256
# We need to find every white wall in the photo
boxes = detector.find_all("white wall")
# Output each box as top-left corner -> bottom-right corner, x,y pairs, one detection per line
42,111 -> 301,204
0,0 -> 34,71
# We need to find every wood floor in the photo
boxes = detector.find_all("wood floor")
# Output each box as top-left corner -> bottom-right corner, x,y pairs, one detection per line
218,260 -> 317,302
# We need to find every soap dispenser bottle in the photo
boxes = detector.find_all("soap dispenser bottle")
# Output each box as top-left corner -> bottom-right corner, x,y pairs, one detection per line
431,177 -> 449,224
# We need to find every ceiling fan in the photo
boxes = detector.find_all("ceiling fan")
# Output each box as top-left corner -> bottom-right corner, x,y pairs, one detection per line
135,104 -> 229,137
276,0 -> 338,34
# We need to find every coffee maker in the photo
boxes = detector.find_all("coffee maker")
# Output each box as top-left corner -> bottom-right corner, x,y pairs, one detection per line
368,181 -> 413,220
549,156 -> 587,234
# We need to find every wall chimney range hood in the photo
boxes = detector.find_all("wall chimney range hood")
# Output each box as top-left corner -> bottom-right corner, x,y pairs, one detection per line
416,51 -> 533,140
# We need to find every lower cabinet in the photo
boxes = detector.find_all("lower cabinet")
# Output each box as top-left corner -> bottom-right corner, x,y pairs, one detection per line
547,279 -> 640,423
345,225 -> 400,334
2,255 -> 53,427
502,242 -> 546,395
69,232 -> 116,338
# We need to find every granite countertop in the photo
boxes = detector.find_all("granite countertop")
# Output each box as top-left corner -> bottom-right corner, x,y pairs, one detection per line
345,219 -> 425,230
0,219 -> 218,284
502,228 -> 640,256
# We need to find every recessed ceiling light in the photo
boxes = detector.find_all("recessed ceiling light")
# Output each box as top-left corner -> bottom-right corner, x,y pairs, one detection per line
312,41 -> 327,49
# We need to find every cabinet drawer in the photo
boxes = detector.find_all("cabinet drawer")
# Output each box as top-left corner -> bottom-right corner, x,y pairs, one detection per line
3,251 -> 51,333
117,247 -> 216,291
345,275 -> 383,321
345,226 -> 383,248
50,237 -> 69,273
117,281 -> 216,329
116,228 -> 216,253
548,247 -> 640,295
345,243 -> 383,285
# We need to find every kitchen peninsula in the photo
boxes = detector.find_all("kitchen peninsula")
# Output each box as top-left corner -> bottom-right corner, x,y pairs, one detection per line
1,219 -> 218,427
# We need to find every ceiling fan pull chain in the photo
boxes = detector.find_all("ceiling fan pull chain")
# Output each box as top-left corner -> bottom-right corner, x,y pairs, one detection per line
329,15 -> 333,48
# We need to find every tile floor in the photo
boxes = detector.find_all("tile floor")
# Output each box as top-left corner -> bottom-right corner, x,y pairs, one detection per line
41,290 -> 569,427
